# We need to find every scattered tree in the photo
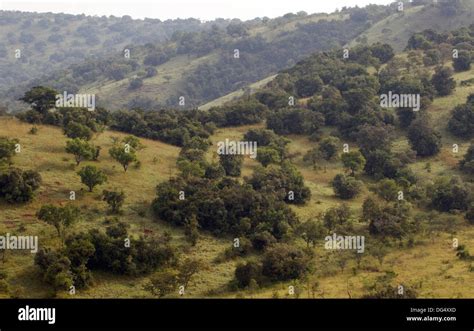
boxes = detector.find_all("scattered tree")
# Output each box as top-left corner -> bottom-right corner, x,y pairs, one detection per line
109,146 -> 137,172
78,165 -> 107,192
431,66 -> 455,96
36,204 -> 80,244
144,269 -> 179,298
102,190 -> 125,213
20,86 -> 58,115
407,118 -> 442,157
0,137 -> 19,163
332,174 -> 363,199
341,151 -> 366,176
65,138 -> 95,166
0,168 -> 41,203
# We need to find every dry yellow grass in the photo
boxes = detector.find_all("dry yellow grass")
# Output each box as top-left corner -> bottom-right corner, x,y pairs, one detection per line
0,117 -> 233,298
1,80 -> 473,299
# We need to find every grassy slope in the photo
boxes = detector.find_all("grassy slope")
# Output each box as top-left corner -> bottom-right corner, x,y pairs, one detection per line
77,12 -> 347,110
203,62 -> 474,298
82,53 -> 219,110
348,1 -> 474,52
0,118 -> 235,298
1,60 -> 474,299
200,1 -> 474,112
199,75 -> 278,110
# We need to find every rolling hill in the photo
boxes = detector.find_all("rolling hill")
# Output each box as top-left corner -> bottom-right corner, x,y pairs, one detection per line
348,0 -> 474,51
1,25 -> 473,298
2,5 -> 395,111
0,11 -> 224,103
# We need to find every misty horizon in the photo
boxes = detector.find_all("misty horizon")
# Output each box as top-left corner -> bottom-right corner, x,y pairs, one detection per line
0,0 -> 394,21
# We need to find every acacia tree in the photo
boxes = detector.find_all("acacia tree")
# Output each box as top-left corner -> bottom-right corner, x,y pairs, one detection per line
102,190 -> 125,213
64,122 -> 93,140
20,86 -> 58,115
109,146 -> 137,172
296,220 -> 327,248
341,151 -> 366,176
143,269 -> 179,298
0,137 -> 19,162
178,258 -> 207,290
65,138 -> 95,166
78,165 -> 107,192
36,204 -> 80,245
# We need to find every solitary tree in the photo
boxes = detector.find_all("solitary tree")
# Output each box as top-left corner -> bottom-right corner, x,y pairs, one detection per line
178,258 -> 207,290
318,137 -> 339,161
36,204 -> 80,244
65,139 -> 95,166
296,220 -> 327,248
408,119 -> 442,157
64,122 -> 93,141
332,174 -> 363,199
20,86 -> 58,115
102,190 -> 125,213
0,168 -> 42,203
109,146 -> 137,172
0,137 -> 19,162
78,165 -> 107,192
122,135 -> 144,150
143,269 -> 179,298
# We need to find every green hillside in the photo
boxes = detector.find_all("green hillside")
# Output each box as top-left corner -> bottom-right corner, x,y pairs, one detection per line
2,5 -> 395,111
0,11 -> 222,107
348,0 -> 474,51
4,1 -> 474,113
1,22 -> 473,298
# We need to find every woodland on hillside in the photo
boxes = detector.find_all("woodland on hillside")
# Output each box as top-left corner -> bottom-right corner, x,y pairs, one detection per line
0,0 -> 473,299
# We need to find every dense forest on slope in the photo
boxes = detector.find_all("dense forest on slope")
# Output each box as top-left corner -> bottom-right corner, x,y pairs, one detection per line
0,11 -> 226,93
3,1 -> 474,112
0,4 -> 398,111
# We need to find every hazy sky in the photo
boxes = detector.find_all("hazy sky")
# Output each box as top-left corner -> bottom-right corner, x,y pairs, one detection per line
1,0 -> 394,21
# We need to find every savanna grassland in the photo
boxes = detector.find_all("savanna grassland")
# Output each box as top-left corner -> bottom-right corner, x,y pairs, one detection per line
1,1 -> 474,300
0,55 -> 473,298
